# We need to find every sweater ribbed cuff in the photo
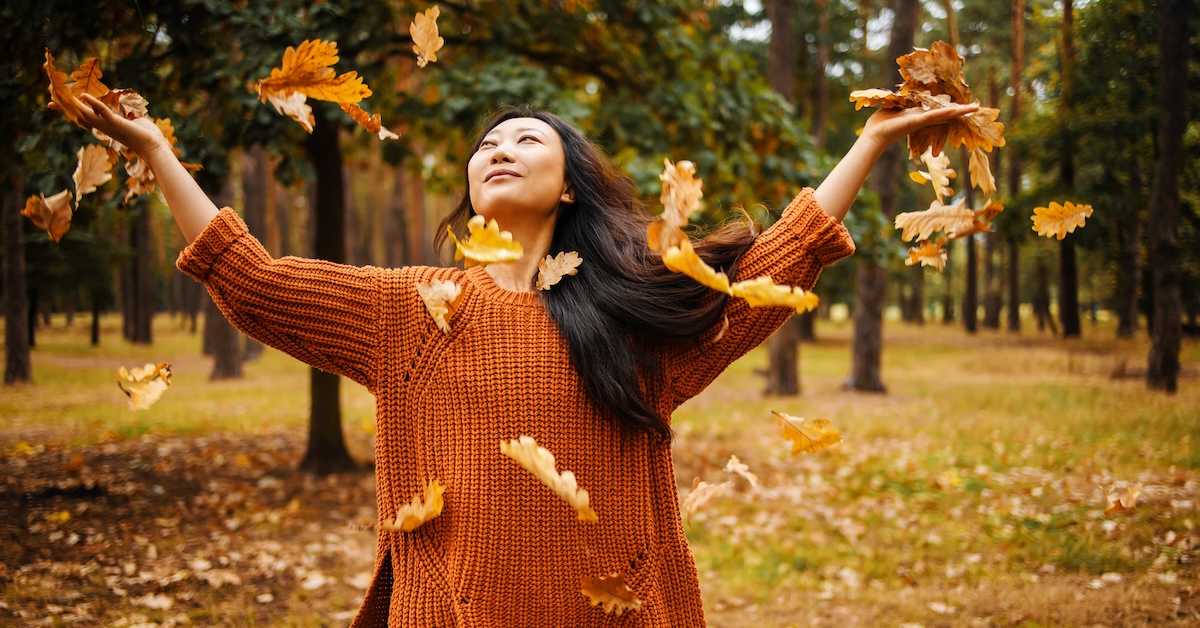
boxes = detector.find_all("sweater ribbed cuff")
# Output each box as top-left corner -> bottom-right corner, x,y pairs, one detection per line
175,207 -> 249,282
778,188 -> 856,268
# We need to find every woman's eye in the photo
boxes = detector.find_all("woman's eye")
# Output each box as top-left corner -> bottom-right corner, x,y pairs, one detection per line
520,135 -> 537,143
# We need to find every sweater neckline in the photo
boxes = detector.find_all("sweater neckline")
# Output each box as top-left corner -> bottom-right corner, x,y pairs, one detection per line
465,265 -> 542,308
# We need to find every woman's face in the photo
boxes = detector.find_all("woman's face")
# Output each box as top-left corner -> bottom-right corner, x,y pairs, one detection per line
467,117 -> 571,225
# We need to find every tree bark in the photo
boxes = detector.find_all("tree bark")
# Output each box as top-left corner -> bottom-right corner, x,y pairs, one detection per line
1058,0 -> 1082,338
942,241 -> 955,323
1006,238 -> 1021,332
300,108 -> 357,474
1006,0 -> 1026,334
206,175 -> 245,379
812,0 -> 830,149
241,146 -> 268,361
764,316 -> 802,396
3,186 -> 31,383
1147,0 -> 1191,392
129,203 -> 155,344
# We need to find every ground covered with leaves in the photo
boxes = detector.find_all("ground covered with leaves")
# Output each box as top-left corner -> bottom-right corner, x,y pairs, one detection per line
1,316 -> 1198,626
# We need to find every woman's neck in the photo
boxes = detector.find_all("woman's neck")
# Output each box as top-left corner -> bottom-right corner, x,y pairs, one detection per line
483,215 -> 556,292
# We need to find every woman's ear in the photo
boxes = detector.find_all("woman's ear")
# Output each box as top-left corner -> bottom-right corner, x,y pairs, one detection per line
560,183 -> 575,204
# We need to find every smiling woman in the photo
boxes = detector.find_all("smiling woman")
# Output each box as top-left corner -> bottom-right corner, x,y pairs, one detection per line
74,91 -> 976,626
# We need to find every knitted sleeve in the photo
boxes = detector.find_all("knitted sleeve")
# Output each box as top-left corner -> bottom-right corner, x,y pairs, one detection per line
176,207 -> 380,390
664,188 -> 855,404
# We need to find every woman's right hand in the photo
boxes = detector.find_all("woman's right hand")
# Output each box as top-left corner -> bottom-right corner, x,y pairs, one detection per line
75,93 -> 171,159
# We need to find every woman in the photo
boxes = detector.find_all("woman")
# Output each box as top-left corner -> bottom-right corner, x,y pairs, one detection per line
79,93 -> 975,627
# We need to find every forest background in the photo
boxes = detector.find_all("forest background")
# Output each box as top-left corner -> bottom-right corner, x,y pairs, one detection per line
2,0 -> 1199,625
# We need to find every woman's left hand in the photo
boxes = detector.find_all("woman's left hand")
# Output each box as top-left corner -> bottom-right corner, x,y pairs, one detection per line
860,102 -> 980,152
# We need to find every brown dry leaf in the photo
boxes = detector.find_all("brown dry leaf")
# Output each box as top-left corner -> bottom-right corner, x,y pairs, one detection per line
68,57 -> 110,99
662,238 -> 732,294
536,251 -> 583,291
659,158 -> 703,228
848,88 -> 914,110
116,362 -> 172,411
500,436 -> 598,522
729,276 -> 818,313
98,88 -> 149,120
1104,483 -> 1143,515
1032,201 -> 1094,240
73,145 -> 114,209
581,572 -> 642,616
255,40 -> 371,132
44,50 -> 85,125
381,480 -> 445,532
682,477 -> 731,519
897,41 -> 971,104
415,279 -> 463,333
969,148 -> 995,198
723,455 -> 759,489
265,92 -> 315,133
647,218 -> 687,252
905,241 -> 949,271
123,157 -> 155,204
338,103 -> 400,140
894,197 -> 972,243
447,215 -> 524,267
773,411 -> 841,455
978,200 -> 1005,222
21,191 -> 74,243
410,6 -> 445,68
911,147 -> 956,202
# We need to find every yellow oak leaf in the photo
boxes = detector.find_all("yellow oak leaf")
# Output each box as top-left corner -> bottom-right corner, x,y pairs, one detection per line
44,50 -> 85,125
659,158 -> 703,228
905,241 -> 949,271
969,148 -> 996,198
411,6 -> 445,68
723,455 -> 758,489
499,436 -> 598,522
681,477 -> 731,519
1104,483 -> 1142,515
381,480 -> 445,532
68,57 -> 110,99
338,103 -> 400,140
772,411 -> 841,455
415,279 -> 463,333
447,215 -> 524,267
662,238 -> 731,294
21,191 -> 74,243
894,197 -> 972,243
581,572 -> 642,616
847,88 -> 914,110
73,145 -> 113,209
116,362 -> 172,411
729,276 -> 818,313
256,39 -> 371,104
1032,201 -> 1094,240
536,251 -> 583,291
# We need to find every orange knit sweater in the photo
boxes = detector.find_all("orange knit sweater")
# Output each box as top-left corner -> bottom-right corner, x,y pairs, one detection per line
176,188 -> 854,627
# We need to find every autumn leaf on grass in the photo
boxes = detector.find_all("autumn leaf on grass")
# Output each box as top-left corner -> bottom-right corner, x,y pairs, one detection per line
536,251 -> 583,290
581,573 -> 642,616
500,436 -> 598,522
894,197 -> 972,243
415,279 -> 463,333
22,191 -> 73,243
339,103 -> 400,140
909,147 -> 956,202
659,158 -> 703,228
969,148 -> 995,198
905,241 -> 949,271
772,411 -> 841,455
729,276 -> 818,313
74,145 -> 113,209
681,477 -> 731,519
410,6 -> 445,68
117,362 -> 172,411
1104,483 -> 1143,515
1032,201 -> 1094,240
447,215 -> 524,267
897,41 -> 971,104
723,455 -> 758,489
381,480 -> 445,531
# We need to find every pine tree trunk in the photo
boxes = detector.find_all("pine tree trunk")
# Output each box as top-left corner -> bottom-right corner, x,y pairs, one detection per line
241,146 -> 268,361
982,233 -> 1001,328
3,185 -> 31,384
765,316 -> 802,396
812,0 -> 830,149
1116,217 -> 1142,338
130,204 -> 154,344
206,176 -> 245,379
942,241 -> 955,323
1006,238 -> 1021,332
1147,0 -> 1190,392
1058,0 -> 1082,338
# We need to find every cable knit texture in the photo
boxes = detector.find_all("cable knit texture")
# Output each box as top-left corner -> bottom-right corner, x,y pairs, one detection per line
176,188 -> 854,627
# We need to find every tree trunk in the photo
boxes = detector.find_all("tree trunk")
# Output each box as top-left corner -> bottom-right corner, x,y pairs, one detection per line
847,0 -> 919,393
3,186 -> 31,383
129,204 -> 154,344
1033,257 -> 1057,335
764,316 -> 802,396
1006,238 -> 1021,332
241,146 -> 268,361
1006,0 -> 1026,335
1147,0 -> 1190,392
300,107 -> 356,474
942,241 -> 955,323
812,0 -> 830,149
982,233 -> 1001,328
1116,216 -> 1142,338
387,165 -> 408,268
206,176 -> 245,379
1058,0 -> 1082,338
91,292 -> 102,347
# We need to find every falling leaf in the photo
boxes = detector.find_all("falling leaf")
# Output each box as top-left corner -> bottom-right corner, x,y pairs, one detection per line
773,411 -> 841,455
912,147 -> 956,202
338,103 -> 399,140
581,572 -> 642,616
44,50 -> 85,125
969,148 -> 995,198
256,40 -> 371,104
410,6 -> 445,68
116,362 -> 172,411
73,145 -> 113,209
724,455 -> 758,489
381,480 -> 445,532
729,276 -> 818,313
848,88 -> 914,111
1032,201 -> 1094,240
536,251 -> 583,291
661,238 -> 732,294
894,197 -> 972,243
499,436 -> 597,522
647,217 -> 687,252
265,92 -> 315,133
1104,483 -> 1142,515
659,158 -> 703,228
905,242 -> 949,271
447,215 -> 524,267
67,57 -> 110,99
897,41 -> 971,104
682,477 -> 731,519
21,191 -> 74,243
415,279 -> 463,333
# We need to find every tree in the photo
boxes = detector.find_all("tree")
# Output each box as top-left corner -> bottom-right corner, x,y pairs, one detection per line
1057,0 -> 1082,338
3,186 -> 31,383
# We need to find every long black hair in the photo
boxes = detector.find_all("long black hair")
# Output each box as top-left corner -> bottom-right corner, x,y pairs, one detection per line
437,106 -> 757,442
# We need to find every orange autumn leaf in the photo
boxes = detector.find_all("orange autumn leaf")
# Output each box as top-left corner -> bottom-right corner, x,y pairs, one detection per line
729,276 -> 818,313
410,6 -> 445,68
22,191 -> 74,243
44,50 -> 85,125
1032,201 -> 1094,240
581,572 -> 642,616
646,217 -> 687,252
500,436 -> 598,522
848,88 -> 914,110
910,147 -> 956,202
381,480 -> 445,532
536,251 -> 583,291
659,158 -> 703,228
73,145 -> 114,209
447,215 -> 524,267
894,197 -> 972,243
1104,483 -> 1142,515
897,41 -> 972,104
99,88 -> 149,120
905,241 -> 949,271
662,238 -> 732,294
773,411 -> 841,455
338,103 -> 400,140
681,477 -> 731,519
255,40 -> 371,132
969,147 -> 996,198
415,279 -> 463,333
68,57 -> 110,99
116,362 -> 172,411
